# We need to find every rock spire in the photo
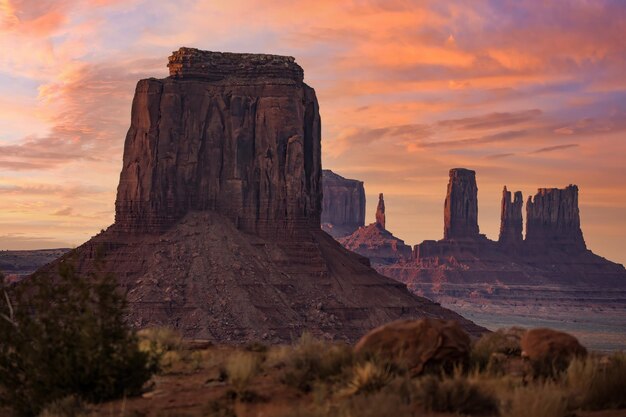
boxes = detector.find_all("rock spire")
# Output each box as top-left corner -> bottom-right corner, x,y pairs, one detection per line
444,168 -> 480,240
499,186 -> 524,246
376,193 -> 386,229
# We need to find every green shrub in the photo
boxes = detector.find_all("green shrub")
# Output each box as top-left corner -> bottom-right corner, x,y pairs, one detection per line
566,352 -> 626,410
0,264 -> 157,417
281,333 -> 353,392
411,373 -> 498,415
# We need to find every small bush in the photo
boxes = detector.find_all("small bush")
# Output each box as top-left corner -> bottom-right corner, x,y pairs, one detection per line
0,265 -> 157,417
412,373 -> 498,415
225,351 -> 260,394
281,333 -> 353,392
500,381 -> 568,417
471,329 -> 522,372
344,361 -> 393,395
138,327 -> 183,355
566,352 -> 626,410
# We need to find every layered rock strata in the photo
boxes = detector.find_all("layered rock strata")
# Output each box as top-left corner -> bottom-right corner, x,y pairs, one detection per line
34,48 -> 485,343
116,47 -> 320,237
321,170 -> 366,238
499,187 -> 524,248
526,185 -> 586,252
444,168 -> 480,240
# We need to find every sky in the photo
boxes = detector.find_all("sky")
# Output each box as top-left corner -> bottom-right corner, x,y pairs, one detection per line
0,0 -> 625,265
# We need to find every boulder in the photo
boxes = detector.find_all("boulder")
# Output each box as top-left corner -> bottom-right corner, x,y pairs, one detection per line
521,328 -> 587,374
354,318 -> 471,375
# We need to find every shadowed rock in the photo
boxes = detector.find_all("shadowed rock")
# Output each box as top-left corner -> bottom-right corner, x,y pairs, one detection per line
526,185 -> 586,252
321,170 -> 365,238
444,168 -> 480,240
499,186 -> 523,247
521,328 -> 587,374
354,318 -> 471,376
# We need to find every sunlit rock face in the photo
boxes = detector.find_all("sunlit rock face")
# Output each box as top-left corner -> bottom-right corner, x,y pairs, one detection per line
116,47 -> 322,238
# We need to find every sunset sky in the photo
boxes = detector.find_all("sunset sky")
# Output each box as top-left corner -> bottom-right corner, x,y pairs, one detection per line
1,0 -> 625,265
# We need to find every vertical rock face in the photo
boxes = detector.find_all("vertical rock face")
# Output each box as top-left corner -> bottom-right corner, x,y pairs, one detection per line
499,187 -> 524,246
115,47 -> 321,237
321,170 -> 366,238
444,168 -> 480,240
375,193 -> 386,229
525,185 -> 586,251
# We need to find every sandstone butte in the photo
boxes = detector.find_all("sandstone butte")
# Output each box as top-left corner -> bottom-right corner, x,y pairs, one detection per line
327,168 -> 626,301
33,48 -> 485,343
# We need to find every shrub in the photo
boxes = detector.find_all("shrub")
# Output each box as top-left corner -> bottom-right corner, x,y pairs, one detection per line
344,361 -> 393,396
137,327 -> 183,355
499,381 -> 568,417
281,333 -> 353,392
411,373 -> 498,415
471,329 -> 522,372
225,351 -> 260,395
0,264 -> 157,417
566,352 -> 626,410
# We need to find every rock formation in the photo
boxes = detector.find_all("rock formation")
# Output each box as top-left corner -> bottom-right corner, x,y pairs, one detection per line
321,170 -> 365,238
444,168 -> 480,240
34,48 -> 485,343
321,168 -> 626,350
375,193 -> 385,229
498,187 -> 523,247
116,47 -> 320,237
525,185 -> 586,252
339,194 -> 412,264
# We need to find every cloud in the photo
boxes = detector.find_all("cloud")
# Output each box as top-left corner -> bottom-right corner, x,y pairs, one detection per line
530,144 -> 579,154
438,109 -> 542,130
420,130 -> 527,149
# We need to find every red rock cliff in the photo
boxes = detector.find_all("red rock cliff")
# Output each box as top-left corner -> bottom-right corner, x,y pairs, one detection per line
321,170 -> 365,238
444,168 -> 480,240
499,186 -> 523,247
116,47 -> 321,237
525,185 -> 586,252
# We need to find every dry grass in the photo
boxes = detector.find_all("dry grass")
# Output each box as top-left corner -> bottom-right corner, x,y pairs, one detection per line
343,361 -> 393,396
411,371 -> 498,415
566,352 -> 626,410
499,381 -> 568,417
225,351 -> 260,394
471,329 -> 522,372
281,333 -> 353,392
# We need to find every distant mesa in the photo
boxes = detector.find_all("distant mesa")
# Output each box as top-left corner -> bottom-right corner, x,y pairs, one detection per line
32,47 -> 484,343
322,167 -> 626,314
321,170 -> 365,238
